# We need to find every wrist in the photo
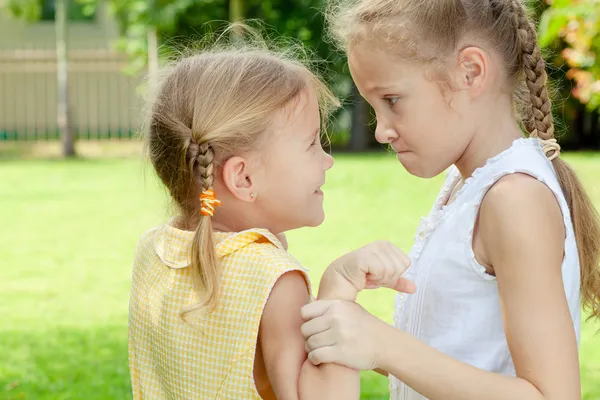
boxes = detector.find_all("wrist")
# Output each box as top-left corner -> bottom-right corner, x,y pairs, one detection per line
318,262 -> 358,301
317,287 -> 358,301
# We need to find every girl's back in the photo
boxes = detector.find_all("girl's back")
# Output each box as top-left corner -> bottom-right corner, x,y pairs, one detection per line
129,225 -> 309,399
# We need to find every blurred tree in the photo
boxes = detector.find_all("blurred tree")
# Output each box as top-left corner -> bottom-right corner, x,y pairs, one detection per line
539,0 -> 600,110
538,0 -> 600,148
56,0 -> 75,157
6,0 -> 79,156
4,0 -> 365,149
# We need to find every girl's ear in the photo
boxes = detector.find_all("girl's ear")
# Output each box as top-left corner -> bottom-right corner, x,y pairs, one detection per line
221,156 -> 258,202
456,46 -> 488,98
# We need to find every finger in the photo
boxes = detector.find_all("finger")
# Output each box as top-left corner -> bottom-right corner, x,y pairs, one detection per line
301,300 -> 333,321
370,243 -> 403,288
385,241 -> 411,268
307,347 -> 337,366
399,251 -> 411,267
392,277 -> 417,294
305,330 -> 336,353
364,250 -> 385,282
388,254 -> 407,289
380,246 -> 401,286
386,247 -> 411,285
301,316 -> 331,339
371,251 -> 393,287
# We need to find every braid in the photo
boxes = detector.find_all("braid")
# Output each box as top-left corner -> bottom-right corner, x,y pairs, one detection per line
511,0 -> 555,142
185,137 -> 219,317
197,142 -> 215,190
187,139 -> 215,186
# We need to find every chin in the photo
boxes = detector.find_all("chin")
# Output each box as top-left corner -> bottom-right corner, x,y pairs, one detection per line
407,167 -> 440,179
306,211 -> 325,227
397,154 -> 446,179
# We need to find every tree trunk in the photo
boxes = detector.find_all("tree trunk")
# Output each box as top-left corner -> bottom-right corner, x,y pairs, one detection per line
229,0 -> 244,39
56,0 -> 75,157
230,0 -> 244,22
147,27 -> 159,93
349,82 -> 369,151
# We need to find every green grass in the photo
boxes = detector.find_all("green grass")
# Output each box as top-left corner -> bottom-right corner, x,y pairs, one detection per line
1,152 -> 599,399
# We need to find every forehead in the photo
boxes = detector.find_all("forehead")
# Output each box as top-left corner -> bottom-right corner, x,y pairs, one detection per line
348,44 -> 413,89
270,87 -> 319,135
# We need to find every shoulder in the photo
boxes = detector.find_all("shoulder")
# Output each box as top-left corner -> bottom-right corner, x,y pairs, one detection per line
230,229 -> 308,273
222,230 -> 311,291
137,225 -> 160,246
479,173 -> 565,265
133,225 -> 161,261
481,173 -> 562,224
248,242 -> 311,288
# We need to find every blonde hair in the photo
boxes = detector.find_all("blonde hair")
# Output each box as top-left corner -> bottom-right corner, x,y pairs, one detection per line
145,28 -> 339,318
326,0 -> 600,320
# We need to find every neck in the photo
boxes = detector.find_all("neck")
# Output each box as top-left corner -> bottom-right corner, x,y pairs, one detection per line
454,105 -> 523,179
211,220 -> 238,233
211,204 -> 272,233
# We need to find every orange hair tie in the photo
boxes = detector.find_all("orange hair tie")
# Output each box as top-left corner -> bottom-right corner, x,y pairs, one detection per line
200,189 -> 221,217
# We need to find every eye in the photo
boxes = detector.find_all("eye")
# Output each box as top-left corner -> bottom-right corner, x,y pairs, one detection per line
384,96 -> 400,107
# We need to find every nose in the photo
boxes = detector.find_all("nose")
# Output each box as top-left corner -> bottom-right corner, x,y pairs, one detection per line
323,151 -> 334,171
375,120 -> 399,144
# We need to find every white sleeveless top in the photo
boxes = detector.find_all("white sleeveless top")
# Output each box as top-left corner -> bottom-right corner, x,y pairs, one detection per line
390,138 -> 581,400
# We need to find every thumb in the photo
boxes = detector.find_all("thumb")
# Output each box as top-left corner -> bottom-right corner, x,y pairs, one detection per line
391,278 -> 416,294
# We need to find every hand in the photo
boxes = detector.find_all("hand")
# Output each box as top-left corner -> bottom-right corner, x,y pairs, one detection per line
301,300 -> 390,370
319,240 -> 415,301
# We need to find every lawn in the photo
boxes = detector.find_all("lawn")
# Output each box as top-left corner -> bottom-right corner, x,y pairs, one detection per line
1,147 -> 599,399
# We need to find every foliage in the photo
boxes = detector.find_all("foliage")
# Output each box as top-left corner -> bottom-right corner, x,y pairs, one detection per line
539,0 -> 600,111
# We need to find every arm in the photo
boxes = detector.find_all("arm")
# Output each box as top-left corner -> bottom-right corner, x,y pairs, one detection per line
302,240 -> 414,393
259,271 -> 359,400
303,175 -> 580,400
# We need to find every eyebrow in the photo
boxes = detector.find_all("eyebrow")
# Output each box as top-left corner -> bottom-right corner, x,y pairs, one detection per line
370,85 -> 394,92
360,82 -> 395,93
367,83 -> 409,96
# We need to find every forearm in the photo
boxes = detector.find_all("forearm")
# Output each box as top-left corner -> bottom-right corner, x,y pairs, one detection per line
378,324 -> 547,400
298,360 -> 359,400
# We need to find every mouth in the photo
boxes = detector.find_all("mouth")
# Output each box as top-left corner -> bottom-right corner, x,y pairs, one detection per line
315,185 -> 324,195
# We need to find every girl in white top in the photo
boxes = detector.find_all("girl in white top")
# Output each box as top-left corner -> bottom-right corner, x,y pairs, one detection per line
300,1 -> 600,399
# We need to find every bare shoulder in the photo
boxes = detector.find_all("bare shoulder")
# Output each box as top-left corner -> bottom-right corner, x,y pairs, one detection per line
268,270 -> 310,303
483,173 -> 558,206
479,173 -> 565,266
259,270 -> 310,399
481,173 -> 563,225
263,270 -> 310,322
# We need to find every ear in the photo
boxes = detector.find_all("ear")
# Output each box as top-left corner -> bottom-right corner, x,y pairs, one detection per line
220,156 -> 258,203
456,46 -> 487,97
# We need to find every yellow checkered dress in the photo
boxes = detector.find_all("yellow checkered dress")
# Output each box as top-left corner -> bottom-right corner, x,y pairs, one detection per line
128,222 -> 311,399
